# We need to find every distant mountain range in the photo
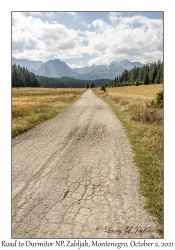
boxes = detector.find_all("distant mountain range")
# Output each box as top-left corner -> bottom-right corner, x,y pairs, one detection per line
12,58 -> 150,80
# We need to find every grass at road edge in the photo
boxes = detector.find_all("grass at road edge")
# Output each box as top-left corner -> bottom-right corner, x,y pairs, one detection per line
93,89 -> 163,236
12,88 -> 86,138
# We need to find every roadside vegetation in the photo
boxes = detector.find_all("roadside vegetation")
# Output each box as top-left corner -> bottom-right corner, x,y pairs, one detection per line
110,60 -> 163,87
93,84 -> 163,235
12,88 -> 86,137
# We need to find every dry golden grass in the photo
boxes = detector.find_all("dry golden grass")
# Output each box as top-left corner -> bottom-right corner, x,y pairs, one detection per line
12,87 -> 83,97
95,84 -> 163,123
12,87 -> 86,137
93,84 -> 163,235
106,84 -> 163,99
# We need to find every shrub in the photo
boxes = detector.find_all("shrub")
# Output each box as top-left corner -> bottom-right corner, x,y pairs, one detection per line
147,90 -> 163,108
156,91 -> 163,107
101,86 -> 106,92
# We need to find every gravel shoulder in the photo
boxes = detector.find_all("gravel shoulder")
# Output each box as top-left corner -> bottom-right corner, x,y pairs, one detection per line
12,89 -> 159,238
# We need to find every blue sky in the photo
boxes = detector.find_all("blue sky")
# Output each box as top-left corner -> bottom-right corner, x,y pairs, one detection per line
12,12 -> 163,68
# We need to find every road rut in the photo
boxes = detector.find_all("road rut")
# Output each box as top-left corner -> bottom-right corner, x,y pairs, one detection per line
12,89 -> 159,238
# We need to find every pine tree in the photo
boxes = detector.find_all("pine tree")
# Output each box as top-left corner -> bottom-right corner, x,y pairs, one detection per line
135,78 -> 139,86
143,72 -> 150,85
91,82 -> 95,88
149,62 -> 157,84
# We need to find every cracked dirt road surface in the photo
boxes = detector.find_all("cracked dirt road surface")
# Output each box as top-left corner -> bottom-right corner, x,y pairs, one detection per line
12,89 -> 159,238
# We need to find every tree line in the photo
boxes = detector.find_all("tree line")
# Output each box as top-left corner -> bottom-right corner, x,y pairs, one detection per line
12,64 -> 39,87
12,64 -> 111,88
13,62 -> 162,89
36,76 -> 110,88
111,60 -> 163,87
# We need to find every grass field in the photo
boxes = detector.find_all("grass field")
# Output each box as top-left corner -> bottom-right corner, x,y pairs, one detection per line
93,84 -> 163,235
12,88 -> 86,137
106,84 -> 163,99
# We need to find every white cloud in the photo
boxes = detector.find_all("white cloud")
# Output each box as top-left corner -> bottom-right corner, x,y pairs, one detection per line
84,14 -> 163,65
12,49 -> 49,61
12,12 -> 163,65
12,12 -> 86,60
133,50 -> 163,63
108,12 -> 121,23
66,12 -> 78,17
80,21 -> 91,29
67,63 -> 83,69
45,12 -> 55,19
92,19 -> 107,32
66,12 -> 79,20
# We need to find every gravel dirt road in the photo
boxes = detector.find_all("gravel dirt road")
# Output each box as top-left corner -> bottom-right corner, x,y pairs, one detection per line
12,89 -> 159,238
